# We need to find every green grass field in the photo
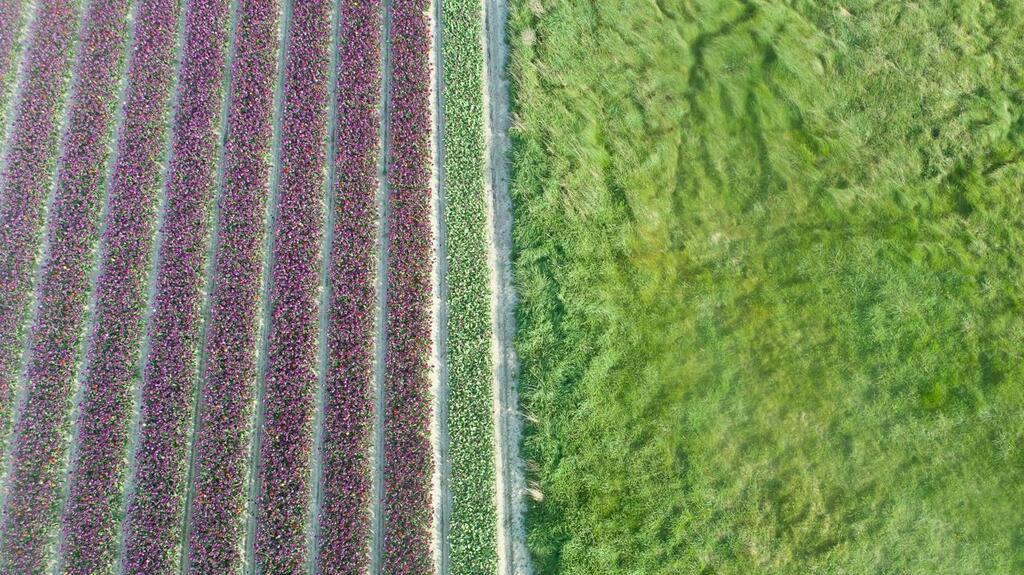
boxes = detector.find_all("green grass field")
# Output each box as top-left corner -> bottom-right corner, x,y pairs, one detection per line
508,1 -> 1024,572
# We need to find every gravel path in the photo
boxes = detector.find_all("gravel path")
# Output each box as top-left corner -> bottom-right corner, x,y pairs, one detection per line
482,0 -> 531,573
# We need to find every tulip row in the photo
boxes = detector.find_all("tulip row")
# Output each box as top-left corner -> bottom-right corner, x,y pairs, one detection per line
0,0 -> 128,571
185,1 -> 280,573
252,0 -> 331,572
383,0 -> 435,572
57,0 -> 183,572
440,0 -> 497,571
0,0 -> 78,489
314,0 -> 380,573
0,0 -> 27,172
120,1 -> 231,573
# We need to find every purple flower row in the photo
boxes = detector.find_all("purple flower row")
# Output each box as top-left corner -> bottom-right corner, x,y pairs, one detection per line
120,1 -> 231,573
382,0 -> 435,572
185,1 -> 280,573
0,0 -> 78,489
0,0 -> 26,164
57,0 -> 183,572
252,0 -> 331,572
0,0 -> 129,571
315,0 -> 381,573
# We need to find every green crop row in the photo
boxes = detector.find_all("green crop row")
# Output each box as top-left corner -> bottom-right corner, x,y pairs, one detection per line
440,0 -> 497,572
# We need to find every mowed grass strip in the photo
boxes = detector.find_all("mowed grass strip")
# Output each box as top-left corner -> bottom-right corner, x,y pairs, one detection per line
382,0 -> 434,572
57,0 -> 183,571
185,1 -> 280,573
0,0 -> 79,484
120,1 -> 231,572
314,0 -> 380,572
0,0 -> 129,571
439,0 -> 495,571
252,0 -> 331,571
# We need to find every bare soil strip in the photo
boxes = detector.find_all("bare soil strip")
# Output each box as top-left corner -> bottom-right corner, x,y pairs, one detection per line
429,0 -> 452,571
482,0 -> 531,572
244,1 -> 291,572
371,0 -> 393,571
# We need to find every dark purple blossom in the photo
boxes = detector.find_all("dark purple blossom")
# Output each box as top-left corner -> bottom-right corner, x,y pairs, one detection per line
0,0 -> 26,158
120,1 -> 231,573
0,0 -> 79,503
0,0 -> 130,570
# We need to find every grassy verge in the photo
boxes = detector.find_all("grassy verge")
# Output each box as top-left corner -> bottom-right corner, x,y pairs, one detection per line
509,1 -> 1024,573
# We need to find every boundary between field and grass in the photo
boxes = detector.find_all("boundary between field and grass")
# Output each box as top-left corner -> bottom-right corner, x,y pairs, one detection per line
482,0 -> 530,573
245,0 -> 291,572
371,0 -> 393,570
429,0 -> 452,571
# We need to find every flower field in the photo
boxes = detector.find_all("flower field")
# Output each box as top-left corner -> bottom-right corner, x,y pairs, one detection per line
1,0 -> 1020,573
0,0 -> 509,572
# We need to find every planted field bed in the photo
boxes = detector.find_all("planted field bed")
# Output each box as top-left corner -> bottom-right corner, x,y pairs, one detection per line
313,0 -> 380,573
185,1 -> 280,573
438,0 -> 497,571
0,0 -> 128,571
382,0 -> 435,572
0,0 -> 511,573
0,0 -> 79,481
120,0 -> 231,572
250,0 -> 331,572
0,0 -> 27,172
59,0 -> 183,571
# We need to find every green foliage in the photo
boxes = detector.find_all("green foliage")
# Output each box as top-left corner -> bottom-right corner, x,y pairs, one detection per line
441,0 -> 497,571
509,0 -> 1024,573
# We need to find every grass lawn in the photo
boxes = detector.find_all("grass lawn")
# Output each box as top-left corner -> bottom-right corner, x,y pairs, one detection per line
508,1 -> 1024,573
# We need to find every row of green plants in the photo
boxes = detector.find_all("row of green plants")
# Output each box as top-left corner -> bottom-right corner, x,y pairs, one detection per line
440,0 -> 497,572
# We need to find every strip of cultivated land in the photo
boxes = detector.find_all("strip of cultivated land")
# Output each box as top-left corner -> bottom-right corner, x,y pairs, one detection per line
119,1 -> 231,572
0,0 -> 128,571
250,0 -> 330,571
314,0 -> 381,572
0,0 -> 27,184
0,0 -> 79,496
57,1 -> 182,571
438,0 -> 497,570
184,1 -> 280,573
382,0 -> 435,571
